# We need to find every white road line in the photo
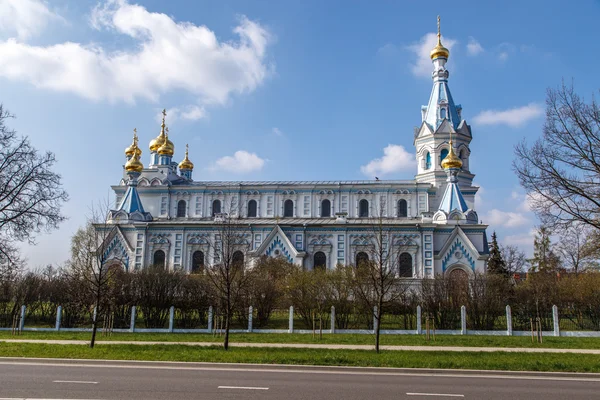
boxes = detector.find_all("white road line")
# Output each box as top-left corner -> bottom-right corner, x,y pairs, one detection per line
407,394 -> 464,398
218,386 -> 269,390
52,380 -> 98,384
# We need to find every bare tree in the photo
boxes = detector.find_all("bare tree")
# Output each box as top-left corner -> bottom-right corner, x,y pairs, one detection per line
204,200 -> 253,350
499,244 -> 527,276
68,205 -> 124,348
514,82 -> 600,231
352,203 -> 410,353
0,105 -> 68,264
555,222 -> 599,274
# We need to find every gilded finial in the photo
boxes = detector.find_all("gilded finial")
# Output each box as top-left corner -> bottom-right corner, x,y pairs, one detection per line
441,130 -> 462,170
125,128 -> 142,158
157,125 -> 175,156
430,15 -> 450,60
149,109 -> 168,152
178,143 -> 194,171
161,109 -> 166,126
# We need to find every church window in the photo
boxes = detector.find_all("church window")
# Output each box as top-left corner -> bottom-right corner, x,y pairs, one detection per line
232,251 -> 244,272
191,251 -> 204,273
314,252 -> 326,271
284,199 -> 294,217
398,199 -> 407,218
321,199 -> 331,217
440,107 -> 446,119
425,152 -> 431,169
356,252 -> 369,267
359,199 -> 369,218
153,250 -> 165,269
212,199 -> 221,216
399,252 -> 412,277
176,200 -> 186,217
247,199 -> 257,217
440,149 -> 449,165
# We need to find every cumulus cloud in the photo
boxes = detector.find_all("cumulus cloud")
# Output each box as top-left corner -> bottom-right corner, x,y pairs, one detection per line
360,144 -> 416,177
472,103 -> 543,127
466,37 -> 484,56
0,0 -> 272,106
484,209 -> 529,228
0,0 -> 63,40
407,33 -> 457,78
272,127 -> 283,137
157,105 -> 206,123
213,150 -> 265,173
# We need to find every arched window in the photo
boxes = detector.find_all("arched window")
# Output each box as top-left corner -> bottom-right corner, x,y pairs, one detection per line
284,199 -> 294,217
356,252 -> 369,267
397,199 -> 407,218
314,251 -> 326,271
153,250 -> 165,268
359,199 -> 369,218
177,200 -> 186,217
440,107 -> 446,119
459,149 -> 466,169
192,251 -> 204,273
247,199 -> 257,218
440,149 -> 449,165
232,251 -> 244,271
212,199 -> 221,216
321,199 -> 331,217
399,252 -> 412,277
425,152 -> 431,169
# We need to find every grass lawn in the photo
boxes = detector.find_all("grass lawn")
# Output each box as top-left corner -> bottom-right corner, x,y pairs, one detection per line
0,342 -> 599,373
1,330 -> 600,349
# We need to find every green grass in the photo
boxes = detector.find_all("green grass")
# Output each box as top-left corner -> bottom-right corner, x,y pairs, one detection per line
2,330 -> 600,349
0,342 -> 599,373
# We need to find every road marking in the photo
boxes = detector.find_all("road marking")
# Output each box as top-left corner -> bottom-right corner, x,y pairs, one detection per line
218,386 -> 269,390
407,394 -> 464,398
52,380 -> 98,384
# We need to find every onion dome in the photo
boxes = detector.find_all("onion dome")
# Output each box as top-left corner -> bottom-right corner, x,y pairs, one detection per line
157,127 -> 174,156
149,109 -> 167,152
441,140 -> 462,169
430,16 -> 449,60
125,129 -> 142,158
125,146 -> 144,173
178,144 -> 194,170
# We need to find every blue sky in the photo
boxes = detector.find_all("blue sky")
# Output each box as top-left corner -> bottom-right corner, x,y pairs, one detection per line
1,0 -> 598,268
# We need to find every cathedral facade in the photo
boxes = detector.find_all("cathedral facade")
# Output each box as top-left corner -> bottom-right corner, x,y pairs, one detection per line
102,22 -> 489,279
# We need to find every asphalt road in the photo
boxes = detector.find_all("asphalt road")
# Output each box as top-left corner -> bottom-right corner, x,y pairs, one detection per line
0,358 -> 599,400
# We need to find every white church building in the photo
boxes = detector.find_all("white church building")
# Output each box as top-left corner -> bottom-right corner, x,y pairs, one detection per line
102,21 -> 489,279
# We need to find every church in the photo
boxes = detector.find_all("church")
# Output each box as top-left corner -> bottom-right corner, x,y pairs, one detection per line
101,20 -> 489,279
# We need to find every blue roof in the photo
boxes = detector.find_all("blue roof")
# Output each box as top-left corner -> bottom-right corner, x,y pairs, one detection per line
117,185 -> 146,214
423,80 -> 461,130
438,181 -> 468,214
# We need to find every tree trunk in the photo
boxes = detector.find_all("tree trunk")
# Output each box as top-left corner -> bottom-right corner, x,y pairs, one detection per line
375,296 -> 383,353
224,286 -> 231,350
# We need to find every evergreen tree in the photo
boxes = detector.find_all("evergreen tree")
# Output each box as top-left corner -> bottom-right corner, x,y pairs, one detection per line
529,226 -> 561,272
487,232 -> 508,275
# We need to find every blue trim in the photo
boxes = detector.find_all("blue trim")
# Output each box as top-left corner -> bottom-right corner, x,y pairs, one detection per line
442,239 -> 475,271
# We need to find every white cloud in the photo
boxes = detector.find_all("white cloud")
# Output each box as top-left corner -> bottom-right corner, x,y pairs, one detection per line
498,51 -> 509,61
272,127 -> 283,137
158,105 -> 206,123
0,0 -> 62,40
213,150 -> 265,173
0,0 -> 272,106
360,144 -> 416,177
466,37 -> 483,56
474,183 -> 484,209
472,103 -> 543,127
484,209 -> 529,228
407,32 -> 457,78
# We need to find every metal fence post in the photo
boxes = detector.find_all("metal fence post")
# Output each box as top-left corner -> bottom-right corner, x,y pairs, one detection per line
130,306 -> 136,333
373,306 -> 378,333
416,305 -> 422,335
207,306 -> 213,333
506,305 -> 512,336
169,306 -> 175,332
55,306 -> 62,331
552,304 -> 560,337
248,306 -> 253,333
330,306 -> 335,334
19,305 -> 25,331
289,306 -> 294,334
461,305 -> 467,335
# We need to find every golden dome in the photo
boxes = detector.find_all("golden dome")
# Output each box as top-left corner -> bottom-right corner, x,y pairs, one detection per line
125,149 -> 144,173
178,144 -> 194,170
125,129 -> 142,158
149,109 -> 167,152
441,140 -> 463,169
157,128 -> 174,156
430,16 -> 450,60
